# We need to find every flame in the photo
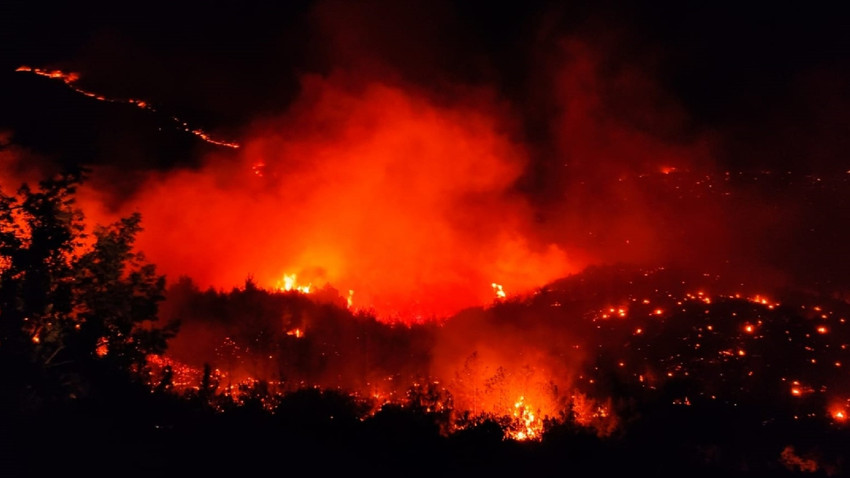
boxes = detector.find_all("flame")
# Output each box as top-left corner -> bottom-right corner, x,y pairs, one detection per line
16,66 -> 239,149
509,396 -> 543,441
276,274 -> 312,294
286,328 -> 304,338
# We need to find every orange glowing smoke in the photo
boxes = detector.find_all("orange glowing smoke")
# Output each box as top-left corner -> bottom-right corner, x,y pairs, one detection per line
119,73 -> 573,321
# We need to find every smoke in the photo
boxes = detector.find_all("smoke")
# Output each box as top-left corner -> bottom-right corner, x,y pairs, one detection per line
109,31 -> 735,321
113,71 -> 571,321
3,0 -> 814,319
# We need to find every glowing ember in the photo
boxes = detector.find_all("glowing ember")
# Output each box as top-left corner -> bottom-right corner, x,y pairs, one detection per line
491,283 -> 507,300
749,295 -> 779,309
286,328 -> 304,338
95,338 -> 109,357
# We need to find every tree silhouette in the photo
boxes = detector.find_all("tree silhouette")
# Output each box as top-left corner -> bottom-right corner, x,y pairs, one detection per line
72,212 -> 178,374
0,171 -> 83,364
0,170 -> 177,405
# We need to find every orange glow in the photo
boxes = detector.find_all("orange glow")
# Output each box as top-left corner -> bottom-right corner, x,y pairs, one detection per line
29,38 -> 738,325
744,324 -> 755,333
118,74 -> 575,322
817,326 -> 828,334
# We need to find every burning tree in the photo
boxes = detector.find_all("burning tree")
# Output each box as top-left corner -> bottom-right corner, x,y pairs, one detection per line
0,170 -> 178,405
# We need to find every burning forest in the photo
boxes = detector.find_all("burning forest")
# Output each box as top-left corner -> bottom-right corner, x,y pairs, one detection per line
2,1 -> 850,476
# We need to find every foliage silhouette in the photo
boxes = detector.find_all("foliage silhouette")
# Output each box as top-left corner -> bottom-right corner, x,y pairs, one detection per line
0,170 -> 178,408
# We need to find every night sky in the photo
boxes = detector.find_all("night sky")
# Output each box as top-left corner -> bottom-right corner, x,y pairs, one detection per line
4,1 -> 849,169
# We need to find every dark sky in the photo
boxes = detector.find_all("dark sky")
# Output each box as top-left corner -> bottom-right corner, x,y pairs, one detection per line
2,0 -> 849,172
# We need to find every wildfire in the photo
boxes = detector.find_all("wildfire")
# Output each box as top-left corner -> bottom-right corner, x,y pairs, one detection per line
16,66 -> 240,148
491,283 -> 507,300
